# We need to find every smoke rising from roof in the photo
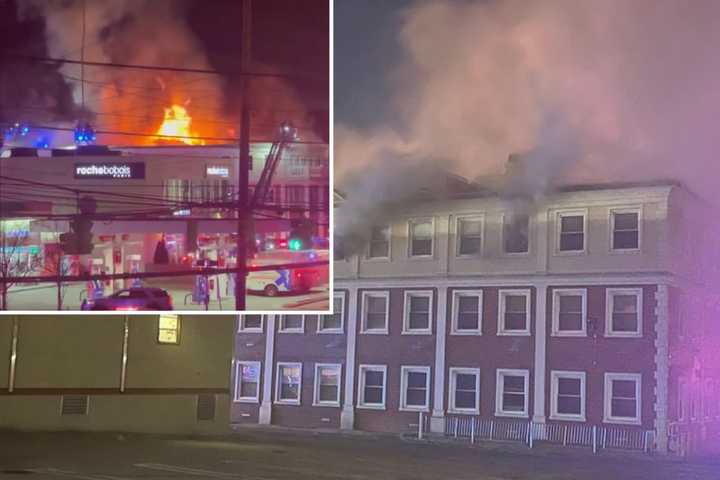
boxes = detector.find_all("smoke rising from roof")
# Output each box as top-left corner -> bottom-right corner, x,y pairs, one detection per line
334,0 -> 720,249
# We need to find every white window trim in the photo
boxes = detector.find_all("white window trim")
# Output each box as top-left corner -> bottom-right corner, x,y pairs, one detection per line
357,364 -> 387,410
603,372 -> 642,425
318,293 -> 345,333
455,214 -> 484,258
238,315 -> 264,333
551,288 -> 587,337
605,288 -> 643,338
407,217 -> 435,259
366,224 -> 392,261
451,289 -> 483,335
555,208 -> 588,255
500,212 -> 531,256
549,370 -> 586,422
313,363 -> 342,407
399,366 -> 431,412
402,290 -> 434,335
497,289 -> 532,336
360,290 -> 390,334
495,369 -> 530,418
275,362 -> 302,405
448,367 -> 480,414
278,315 -> 305,334
234,361 -> 261,403
609,206 -> 642,253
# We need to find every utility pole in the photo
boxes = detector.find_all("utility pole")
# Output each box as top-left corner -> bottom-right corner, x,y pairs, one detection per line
235,0 -> 253,310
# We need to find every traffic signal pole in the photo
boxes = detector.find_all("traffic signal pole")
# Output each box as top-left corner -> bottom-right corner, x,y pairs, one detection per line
235,0 -> 253,311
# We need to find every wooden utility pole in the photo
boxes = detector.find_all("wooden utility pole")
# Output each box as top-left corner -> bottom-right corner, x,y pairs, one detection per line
235,0 -> 253,310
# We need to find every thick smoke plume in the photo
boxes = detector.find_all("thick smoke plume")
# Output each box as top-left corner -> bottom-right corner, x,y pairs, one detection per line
18,0 -> 314,145
336,0 -> 720,247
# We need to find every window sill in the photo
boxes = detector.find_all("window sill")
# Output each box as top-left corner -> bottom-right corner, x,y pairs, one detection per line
603,417 -> 642,426
551,331 -> 587,338
553,250 -> 587,257
313,402 -> 341,408
278,330 -> 304,334
549,414 -> 586,422
448,409 -> 480,415
495,411 -> 529,418
604,332 -> 643,339
317,329 -> 344,334
364,257 -> 391,263
497,331 -> 531,337
234,398 -> 260,404
609,248 -> 641,254
407,255 -> 435,261
238,329 -> 263,334
450,330 -> 482,336
360,329 -> 389,335
399,406 -> 430,413
274,400 -> 301,406
401,330 -> 432,336
501,251 -> 530,257
357,404 -> 386,411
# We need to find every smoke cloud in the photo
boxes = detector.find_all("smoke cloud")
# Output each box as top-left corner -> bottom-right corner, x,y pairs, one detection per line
336,0 -> 720,241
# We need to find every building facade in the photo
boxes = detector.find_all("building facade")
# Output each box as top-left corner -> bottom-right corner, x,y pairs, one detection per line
232,181 -> 720,454
0,315 -> 236,434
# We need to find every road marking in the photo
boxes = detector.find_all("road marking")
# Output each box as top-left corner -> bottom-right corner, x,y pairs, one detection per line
133,463 -> 272,480
27,468 -> 130,480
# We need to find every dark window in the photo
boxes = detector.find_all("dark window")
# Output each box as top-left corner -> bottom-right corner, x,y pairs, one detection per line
559,215 -> 584,251
365,295 -> 387,331
368,225 -> 390,258
558,294 -> 583,331
613,212 -> 639,249
405,371 -> 428,407
611,379 -> 638,418
281,315 -> 303,331
611,294 -> 639,333
317,366 -> 340,403
243,315 -> 262,329
278,364 -> 301,402
454,373 -> 478,410
239,363 -> 260,399
503,294 -> 528,331
504,214 -> 529,253
362,370 -> 385,404
458,218 -> 482,255
407,294 -> 431,331
557,377 -> 582,415
410,220 -> 433,256
320,296 -> 343,331
502,375 -> 526,412
456,294 -> 480,331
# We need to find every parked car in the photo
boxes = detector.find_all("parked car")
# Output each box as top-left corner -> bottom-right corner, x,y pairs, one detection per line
81,287 -> 173,311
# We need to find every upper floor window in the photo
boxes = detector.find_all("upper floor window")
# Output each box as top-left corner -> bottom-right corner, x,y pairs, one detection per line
551,289 -> 587,336
285,185 -> 306,205
604,373 -> 642,425
239,315 -> 263,332
451,290 -> 483,335
456,216 -> 483,256
605,288 -> 643,337
368,225 -> 391,259
497,289 -> 531,335
400,366 -> 431,411
611,208 -> 640,251
550,370 -> 586,421
557,210 -> 586,253
409,218 -> 433,257
503,213 -> 529,254
279,315 -> 304,333
158,314 -> 180,344
319,293 -> 344,333
403,291 -> 433,334
361,291 -> 389,334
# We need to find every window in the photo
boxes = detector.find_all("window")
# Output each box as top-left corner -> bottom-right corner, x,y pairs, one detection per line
449,368 -> 480,414
279,315 -> 304,333
234,361 -> 261,403
285,185 -> 305,205
604,373 -> 642,424
409,218 -> 433,257
158,314 -> 180,344
551,289 -> 587,336
403,291 -> 433,334
451,290 -> 483,334
313,364 -> 341,406
275,363 -> 302,405
319,293 -> 344,333
497,289 -> 531,335
357,365 -> 387,409
361,291 -> 389,334
368,225 -> 390,259
496,369 -> 530,417
605,288 -> 643,337
550,371 -> 586,421
457,216 -> 483,256
611,209 -> 640,250
503,213 -> 530,254
557,210 -> 586,252
400,366 -> 431,411
239,315 -> 263,332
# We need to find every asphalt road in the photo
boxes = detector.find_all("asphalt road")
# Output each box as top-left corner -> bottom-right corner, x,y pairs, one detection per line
4,283 -> 330,311
0,429 -> 717,480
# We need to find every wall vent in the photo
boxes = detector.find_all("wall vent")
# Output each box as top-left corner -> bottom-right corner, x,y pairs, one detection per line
197,394 -> 216,421
61,395 -> 89,415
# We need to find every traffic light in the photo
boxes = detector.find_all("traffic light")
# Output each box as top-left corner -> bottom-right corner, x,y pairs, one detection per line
288,219 -> 314,251
60,216 -> 94,255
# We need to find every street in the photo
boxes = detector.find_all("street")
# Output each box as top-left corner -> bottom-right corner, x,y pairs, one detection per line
4,283 -> 330,311
0,429 -> 717,480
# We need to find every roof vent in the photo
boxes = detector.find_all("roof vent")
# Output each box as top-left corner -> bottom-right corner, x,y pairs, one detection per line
61,395 -> 89,415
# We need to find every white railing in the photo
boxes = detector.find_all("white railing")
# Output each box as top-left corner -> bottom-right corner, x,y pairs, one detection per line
443,416 -> 653,454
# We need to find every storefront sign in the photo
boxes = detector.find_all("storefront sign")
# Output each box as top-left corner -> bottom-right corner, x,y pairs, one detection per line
206,166 -> 229,177
1,219 -> 30,238
74,162 -> 145,179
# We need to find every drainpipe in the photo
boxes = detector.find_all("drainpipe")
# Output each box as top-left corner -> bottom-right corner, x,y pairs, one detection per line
120,315 -> 129,392
8,316 -> 18,392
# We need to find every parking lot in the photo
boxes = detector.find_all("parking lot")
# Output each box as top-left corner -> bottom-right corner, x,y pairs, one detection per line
0,429 -> 717,480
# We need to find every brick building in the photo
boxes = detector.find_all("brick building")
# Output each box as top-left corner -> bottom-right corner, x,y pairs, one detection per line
232,179 -> 720,454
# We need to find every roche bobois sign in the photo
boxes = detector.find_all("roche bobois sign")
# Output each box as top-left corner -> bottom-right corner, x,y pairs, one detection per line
74,163 -> 146,179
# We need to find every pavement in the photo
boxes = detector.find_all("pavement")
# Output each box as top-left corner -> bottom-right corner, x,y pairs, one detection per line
0,429 -> 717,480
4,283 -> 330,311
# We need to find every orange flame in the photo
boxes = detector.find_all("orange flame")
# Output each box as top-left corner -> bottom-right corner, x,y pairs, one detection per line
155,104 -> 204,145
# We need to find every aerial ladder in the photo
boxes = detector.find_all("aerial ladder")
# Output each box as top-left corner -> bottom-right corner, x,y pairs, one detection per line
249,122 -> 297,210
